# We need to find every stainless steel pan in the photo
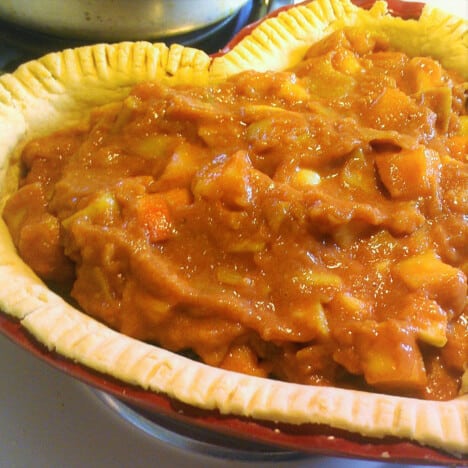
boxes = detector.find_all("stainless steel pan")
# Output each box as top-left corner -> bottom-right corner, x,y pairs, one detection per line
0,0 -> 251,41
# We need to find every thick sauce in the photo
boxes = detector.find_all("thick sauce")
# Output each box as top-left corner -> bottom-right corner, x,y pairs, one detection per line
4,28 -> 467,400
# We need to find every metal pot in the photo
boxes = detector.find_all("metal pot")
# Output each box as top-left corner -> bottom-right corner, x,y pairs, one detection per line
0,0 -> 250,41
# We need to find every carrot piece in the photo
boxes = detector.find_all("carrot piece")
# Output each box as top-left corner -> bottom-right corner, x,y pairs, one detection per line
136,194 -> 173,242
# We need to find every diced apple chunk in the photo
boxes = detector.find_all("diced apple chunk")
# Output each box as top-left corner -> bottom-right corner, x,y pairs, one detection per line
342,149 -> 377,194
160,188 -> 192,209
418,87 -> 452,132
393,251 -> 467,314
417,306 -> 447,347
62,192 -> 119,228
220,344 -> 268,377
400,295 -> 448,347
193,150 -> 253,208
331,48 -> 361,75
297,270 -> 342,288
375,147 -> 439,199
216,267 -> 253,288
368,88 -> 413,127
277,81 -> 310,102
292,301 -> 330,340
159,142 -> 201,186
405,57 -> 444,93
226,239 -> 266,253
394,251 -> 459,289
336,292 -> 366,313
134,134 -> 174,159
264,200 -> 291,232
356,321 -> 427,390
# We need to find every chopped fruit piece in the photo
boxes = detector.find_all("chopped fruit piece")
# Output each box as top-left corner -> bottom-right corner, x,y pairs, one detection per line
357,321 -> 427,391
292,301 -> 330,339
375,147 -> 439,199
405,57 -> 445,93
400,295 -> 448,347
62,192 -> 119,228
393,251 -> 467,314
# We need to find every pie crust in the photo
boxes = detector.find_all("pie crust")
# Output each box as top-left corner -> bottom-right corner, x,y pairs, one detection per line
0,0 -> 467,456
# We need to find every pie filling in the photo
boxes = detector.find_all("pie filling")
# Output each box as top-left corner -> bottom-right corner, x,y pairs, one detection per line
4,28 -> 467,400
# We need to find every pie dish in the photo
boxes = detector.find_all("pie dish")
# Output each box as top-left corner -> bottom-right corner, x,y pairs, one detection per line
0,0 -> 467,461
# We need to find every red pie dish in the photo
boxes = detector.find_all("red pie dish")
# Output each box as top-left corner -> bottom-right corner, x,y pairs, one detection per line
0,0 -> 466,463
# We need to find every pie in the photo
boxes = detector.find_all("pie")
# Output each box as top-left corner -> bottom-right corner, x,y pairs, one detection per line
0,0 -> 467,457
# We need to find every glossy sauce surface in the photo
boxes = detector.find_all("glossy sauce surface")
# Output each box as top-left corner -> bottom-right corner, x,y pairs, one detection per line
4,28 -> 467,400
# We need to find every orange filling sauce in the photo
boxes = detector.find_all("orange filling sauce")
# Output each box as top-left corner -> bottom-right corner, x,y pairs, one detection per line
4,28 -> 467,400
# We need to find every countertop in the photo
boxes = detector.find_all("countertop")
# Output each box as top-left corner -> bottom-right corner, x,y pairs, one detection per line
0,333 -> 450,468
0,1 -> 465,467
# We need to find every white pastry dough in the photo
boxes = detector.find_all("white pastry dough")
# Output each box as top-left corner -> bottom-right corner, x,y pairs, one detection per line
0,0 -> 466,456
